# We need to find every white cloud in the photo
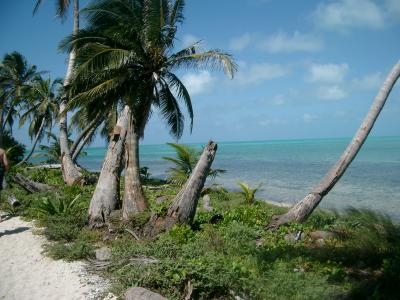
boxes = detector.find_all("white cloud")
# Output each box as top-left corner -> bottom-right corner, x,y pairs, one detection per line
181,71 -> 213,95
229,33 -> 253,51
303,113 -> 318,123
352,71 -> 384,91
229,31 -> 323,53
258,117 -> 287,126
236,63 -> 290,85
314,0 -> 385,31
258,31 -> 323,53
385,0 -> 400,15
181,34 -> 201,48
271,94 -> 285,106
316,85 -> 348,100
307,63 -> 349,83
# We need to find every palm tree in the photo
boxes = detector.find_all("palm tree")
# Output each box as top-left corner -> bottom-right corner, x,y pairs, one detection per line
0,52 -> 39,146
267,60 -> 400,229
62,0 -> 237,224
17,76 -> 62,166
33,0 -> 84,185
163,143 -> 226,186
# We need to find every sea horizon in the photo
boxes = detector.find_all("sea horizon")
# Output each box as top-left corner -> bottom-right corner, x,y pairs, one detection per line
61,135 -> 400,220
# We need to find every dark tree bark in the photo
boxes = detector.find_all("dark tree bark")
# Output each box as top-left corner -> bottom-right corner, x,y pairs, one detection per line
122,119 -> 148,220
267,60 -> 400,229
88,106 -> 130,228
143,141 -> 218,237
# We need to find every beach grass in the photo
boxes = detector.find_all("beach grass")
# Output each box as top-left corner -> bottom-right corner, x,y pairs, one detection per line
1,167 -> 399,299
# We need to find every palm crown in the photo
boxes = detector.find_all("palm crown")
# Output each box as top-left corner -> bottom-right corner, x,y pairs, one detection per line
0,52 -> 39,131
61,0 -> 237,139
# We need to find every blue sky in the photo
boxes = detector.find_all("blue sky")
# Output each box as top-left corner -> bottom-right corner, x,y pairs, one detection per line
1,0 -> 400,147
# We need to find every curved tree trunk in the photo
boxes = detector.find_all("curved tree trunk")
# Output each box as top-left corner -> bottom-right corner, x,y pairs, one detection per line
16,118 -> 45,166
122,119 -> 148,220
267,60 -> 400,229
72,122 -> 99,162
2,108 -> 13,132
88,106 -> 131,228
60,0 -> 83,185
0,107 -> 4,147
70,114 -> 101,157
143,141 -> 218,237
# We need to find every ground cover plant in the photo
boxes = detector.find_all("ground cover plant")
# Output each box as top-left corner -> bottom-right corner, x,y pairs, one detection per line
1,167 -> 399,299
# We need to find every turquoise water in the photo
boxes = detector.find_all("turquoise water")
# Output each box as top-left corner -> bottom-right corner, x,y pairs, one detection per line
78,136 -> 400,219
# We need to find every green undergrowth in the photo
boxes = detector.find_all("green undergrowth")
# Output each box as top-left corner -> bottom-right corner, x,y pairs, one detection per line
2,167 -> 399,299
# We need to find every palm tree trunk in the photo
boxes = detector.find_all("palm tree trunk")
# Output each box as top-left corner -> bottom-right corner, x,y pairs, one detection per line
267,60 -> 400,229
122,118 -> 148,220
72,122 -> 97,162
0,107 -> 4,147
60,0 -> 83,185
88,106 -> 130,228
143,141 -> 218,236
70,114 -> 101,157
16,118 -> 46,166
2,108 -> 13,132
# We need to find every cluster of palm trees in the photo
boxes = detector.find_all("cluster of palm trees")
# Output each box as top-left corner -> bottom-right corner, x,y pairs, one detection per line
4,0 -> 397,232
0,51 -> 60,164
23,0 -> 236,227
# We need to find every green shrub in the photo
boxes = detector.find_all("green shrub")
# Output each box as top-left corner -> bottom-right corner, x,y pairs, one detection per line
45,240 -> 94,261
42,213 -> 87,242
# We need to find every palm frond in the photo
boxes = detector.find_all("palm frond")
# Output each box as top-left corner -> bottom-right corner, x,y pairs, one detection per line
168,49 -> 238,79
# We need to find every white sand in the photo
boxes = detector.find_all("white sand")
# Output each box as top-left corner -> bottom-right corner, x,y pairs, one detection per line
0,214 -> 115,300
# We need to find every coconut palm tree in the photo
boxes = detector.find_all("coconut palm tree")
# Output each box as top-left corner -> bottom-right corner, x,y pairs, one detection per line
17,76 -> 62,166
0,52 -> 39,146
62,0 -> 236,224
267,60 -> 400,229
33,0 -> 84,185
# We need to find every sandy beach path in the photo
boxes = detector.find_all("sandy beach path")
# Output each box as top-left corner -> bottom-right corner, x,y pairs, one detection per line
0,214 -> 114,300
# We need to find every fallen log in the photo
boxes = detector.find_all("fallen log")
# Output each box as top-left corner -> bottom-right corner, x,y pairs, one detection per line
7,195 -> 21,207
11,173 -> 54,193
26,164 -> 61,169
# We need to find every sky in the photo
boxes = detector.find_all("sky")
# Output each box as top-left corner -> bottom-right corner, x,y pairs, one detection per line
1,0 -> 400,147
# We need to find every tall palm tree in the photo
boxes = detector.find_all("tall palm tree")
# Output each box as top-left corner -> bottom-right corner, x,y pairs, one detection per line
267,60 -> 400,229
0,52 -> 39,146
17,76 -> 62,166
62,0 -> 237,224
33,0 -> 83,185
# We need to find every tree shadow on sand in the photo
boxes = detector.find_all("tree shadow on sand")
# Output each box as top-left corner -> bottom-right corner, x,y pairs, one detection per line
0,226 -> 30,237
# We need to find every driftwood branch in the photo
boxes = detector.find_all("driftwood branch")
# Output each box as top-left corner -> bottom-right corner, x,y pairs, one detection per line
125,228 -> 140,241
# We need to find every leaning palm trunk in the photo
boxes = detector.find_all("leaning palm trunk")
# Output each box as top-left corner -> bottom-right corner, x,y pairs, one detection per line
60,0 -> 83,185
0,107 -> 4,147
143,141 -> 218,237
122,119 -> 148,220
72,121 -> 99,162
267,60 -> 400,229
88,106 -> 130,228
70,114 -> 101,157
16,118 -> 46,166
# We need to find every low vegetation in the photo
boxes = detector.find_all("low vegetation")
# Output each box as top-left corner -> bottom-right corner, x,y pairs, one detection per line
1,167 -> 399,299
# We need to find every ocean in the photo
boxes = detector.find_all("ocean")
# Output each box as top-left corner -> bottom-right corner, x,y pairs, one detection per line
77,136 -> 400,219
